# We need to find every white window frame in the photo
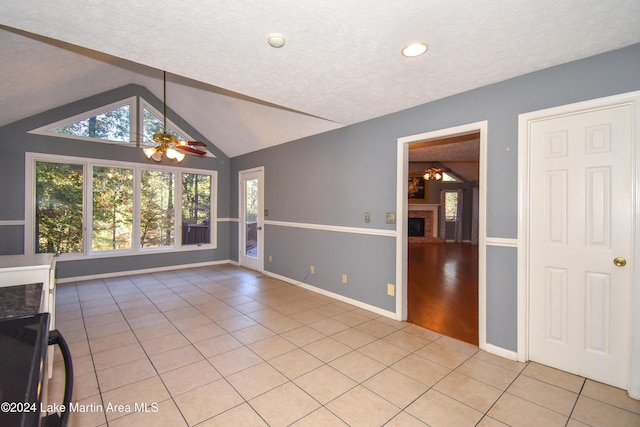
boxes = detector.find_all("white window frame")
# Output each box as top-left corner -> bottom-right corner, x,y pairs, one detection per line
25,152 -> 218,260
443,190 -> 459,222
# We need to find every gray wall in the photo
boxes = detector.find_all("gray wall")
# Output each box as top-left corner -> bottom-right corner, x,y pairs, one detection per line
0,84 -> 231,278
231,43 -> 640,351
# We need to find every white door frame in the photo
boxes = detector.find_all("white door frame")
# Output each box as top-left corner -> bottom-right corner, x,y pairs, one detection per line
238,166 -> 264,272
517,91 -> 640,398
396,121 -> 488,350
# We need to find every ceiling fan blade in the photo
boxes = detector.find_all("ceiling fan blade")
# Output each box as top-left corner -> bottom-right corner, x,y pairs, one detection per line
176,145 -> 207,156
180,140 -> 206,147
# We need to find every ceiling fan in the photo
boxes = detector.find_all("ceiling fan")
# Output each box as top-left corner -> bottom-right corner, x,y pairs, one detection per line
142,71 -> 209,163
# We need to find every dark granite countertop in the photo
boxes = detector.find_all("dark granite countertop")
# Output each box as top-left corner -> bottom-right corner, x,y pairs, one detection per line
0,283 -> 43,319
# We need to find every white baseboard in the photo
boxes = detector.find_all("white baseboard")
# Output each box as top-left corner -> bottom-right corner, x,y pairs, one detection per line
264,271 -> 397,320
483,343 -> 519,361
56,259 -> 232,284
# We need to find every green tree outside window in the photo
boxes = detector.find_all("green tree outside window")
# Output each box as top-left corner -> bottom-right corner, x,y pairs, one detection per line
35,161 -> 84,254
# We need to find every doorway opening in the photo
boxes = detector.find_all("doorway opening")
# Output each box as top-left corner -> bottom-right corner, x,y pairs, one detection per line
396,121 -> 487,348
407,132 -> 480,344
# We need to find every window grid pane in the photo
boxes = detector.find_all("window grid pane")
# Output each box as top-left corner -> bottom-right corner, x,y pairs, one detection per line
244,178 -> 258,257
92,166 -> 134,251
140,170 -> 175,248
143,108 -> 186,145
445,191 -> 458,221
52,104 -> 131,142
181,173 -> 211,245
35,161 -> 84,254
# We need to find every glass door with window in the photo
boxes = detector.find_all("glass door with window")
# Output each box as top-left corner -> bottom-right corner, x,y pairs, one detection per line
239,168 -> 263,271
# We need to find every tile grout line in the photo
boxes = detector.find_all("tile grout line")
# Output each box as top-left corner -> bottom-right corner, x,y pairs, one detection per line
98,275 -> 188,426
58,266 -> 637,427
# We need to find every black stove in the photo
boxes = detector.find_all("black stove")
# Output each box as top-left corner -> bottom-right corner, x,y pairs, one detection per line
0,313 -> 73,427
0,313 -> 49,427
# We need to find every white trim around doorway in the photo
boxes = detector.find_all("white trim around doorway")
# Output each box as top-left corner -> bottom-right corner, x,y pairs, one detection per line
396,120 -> 488,351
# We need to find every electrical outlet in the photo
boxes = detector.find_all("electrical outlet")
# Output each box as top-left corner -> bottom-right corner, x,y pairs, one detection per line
310,265 -> 315,274
268,255 -> 272,263
365,212 -> 371,223
387,283 -> 395,296
342,274 -> 347,284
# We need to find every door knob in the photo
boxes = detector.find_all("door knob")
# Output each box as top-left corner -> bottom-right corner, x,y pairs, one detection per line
613,257 -> 627,267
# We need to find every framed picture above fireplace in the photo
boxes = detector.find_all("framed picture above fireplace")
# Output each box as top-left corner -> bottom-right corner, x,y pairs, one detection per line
408,173 -> 428,203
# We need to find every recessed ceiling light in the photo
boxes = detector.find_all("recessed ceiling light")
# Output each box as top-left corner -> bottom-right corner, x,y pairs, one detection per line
402,42 -> 428,57
267,34 -> 286,48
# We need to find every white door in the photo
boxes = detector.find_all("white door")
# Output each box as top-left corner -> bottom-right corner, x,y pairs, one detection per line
239,168 -> 264,272
528,102 -> 633,388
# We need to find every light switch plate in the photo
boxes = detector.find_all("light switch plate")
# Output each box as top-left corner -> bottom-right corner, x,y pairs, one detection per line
365,212 -> 371,223
386,212 -> 396,224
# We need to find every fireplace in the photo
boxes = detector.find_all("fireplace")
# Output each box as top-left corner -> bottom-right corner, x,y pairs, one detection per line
408,218 -> 425,237
408,204 -> 442,243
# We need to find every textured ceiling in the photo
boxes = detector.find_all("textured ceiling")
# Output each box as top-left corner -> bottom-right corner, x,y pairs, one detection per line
1,1 -> 639,158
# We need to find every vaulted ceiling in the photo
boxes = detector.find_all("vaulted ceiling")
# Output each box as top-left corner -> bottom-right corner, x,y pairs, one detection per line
1,1 -> 639,158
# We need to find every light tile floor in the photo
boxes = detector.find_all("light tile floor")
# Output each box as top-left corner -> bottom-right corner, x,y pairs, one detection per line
47,265 -> 640,426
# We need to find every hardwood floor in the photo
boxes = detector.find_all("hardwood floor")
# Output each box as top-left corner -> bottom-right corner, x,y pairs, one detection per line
408,242 -> 478,345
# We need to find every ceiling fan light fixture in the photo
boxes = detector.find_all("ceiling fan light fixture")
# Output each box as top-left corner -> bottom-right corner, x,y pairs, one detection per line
144,144 -> 186,163
153,132 -> 177,144
402,42 -> 428,57
165,147 -> 185,162
143,146 -> 157,160
423,165 -> 446,180
151,149 -> 164,162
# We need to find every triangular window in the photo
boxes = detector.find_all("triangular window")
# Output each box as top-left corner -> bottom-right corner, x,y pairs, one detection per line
31,97 -> 136,143
442,172 -> 461,182
52,104 -> 131,142
140,100 -> 214,157
142,104 -> 188,146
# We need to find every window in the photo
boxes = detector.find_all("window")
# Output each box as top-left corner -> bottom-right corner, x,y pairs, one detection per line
140,170 -> 175,248
52,104 -> 131,142
27,154 -> 217,257
30,98 -> 136,143
35,161 -> 84,254
92,166 -> 134,251
181,173 -> 211,245
441,172 -> 460,182
143,107 -> 187,145
444,191 -> 459,221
